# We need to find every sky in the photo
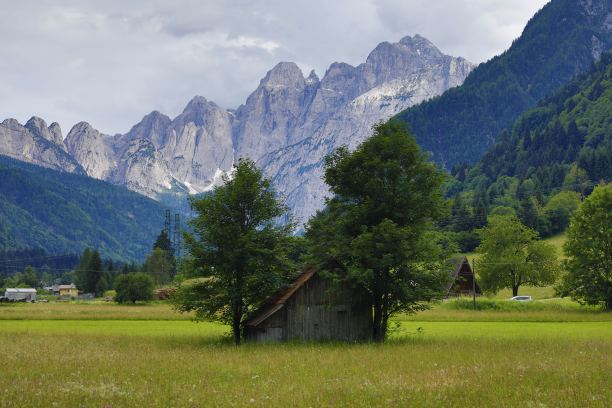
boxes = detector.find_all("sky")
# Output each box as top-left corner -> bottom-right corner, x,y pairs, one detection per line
0,0 -> 550,135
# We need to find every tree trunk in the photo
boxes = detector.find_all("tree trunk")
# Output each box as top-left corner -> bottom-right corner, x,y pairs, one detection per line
381,313 -> 389,341
232,306 -> 242,346
372,299 -> 384,343
512,285 -> 519,297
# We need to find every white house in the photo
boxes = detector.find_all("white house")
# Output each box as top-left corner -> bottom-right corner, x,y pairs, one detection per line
4,288 -> 37,301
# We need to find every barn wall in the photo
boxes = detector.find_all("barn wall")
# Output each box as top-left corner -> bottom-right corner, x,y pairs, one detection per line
284,275 -> 372,341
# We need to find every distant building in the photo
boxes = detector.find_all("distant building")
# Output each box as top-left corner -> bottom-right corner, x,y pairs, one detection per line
245,268 -> 372,342
58,284 -> 78,297
4,288 -> 37,302
445,256 -> 481,298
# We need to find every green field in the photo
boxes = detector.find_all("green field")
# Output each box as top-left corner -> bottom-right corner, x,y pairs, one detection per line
0,301 -> 610,407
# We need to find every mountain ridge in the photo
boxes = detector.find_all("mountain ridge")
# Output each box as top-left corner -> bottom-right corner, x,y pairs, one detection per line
0,34 -> 474,220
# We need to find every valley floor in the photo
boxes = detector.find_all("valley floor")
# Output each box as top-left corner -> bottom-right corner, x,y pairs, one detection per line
0,302 -> 610,407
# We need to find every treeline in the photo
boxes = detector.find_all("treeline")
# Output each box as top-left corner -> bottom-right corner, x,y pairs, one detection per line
441,53 -> 612,251
74,230 -> 176,297
0,230 -> 175,302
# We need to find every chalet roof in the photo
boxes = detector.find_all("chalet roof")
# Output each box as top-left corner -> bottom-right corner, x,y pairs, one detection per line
58,284 -> 76,290
445,256 -> 480,296
245,268 -> 317,328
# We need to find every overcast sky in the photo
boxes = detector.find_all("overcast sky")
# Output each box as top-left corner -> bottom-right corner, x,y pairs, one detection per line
0,0 -> 550,135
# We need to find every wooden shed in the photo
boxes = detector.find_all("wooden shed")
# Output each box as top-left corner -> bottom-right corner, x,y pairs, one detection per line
244,268 -> 372,342
445,256 -> 481,298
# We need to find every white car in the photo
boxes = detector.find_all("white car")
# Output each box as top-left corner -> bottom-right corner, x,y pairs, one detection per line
510,295 -> 532,301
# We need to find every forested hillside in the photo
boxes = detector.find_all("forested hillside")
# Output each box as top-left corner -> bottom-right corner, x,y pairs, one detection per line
0,155 -> 173,261
396,0 -> 611,169
443,52 -> 612,250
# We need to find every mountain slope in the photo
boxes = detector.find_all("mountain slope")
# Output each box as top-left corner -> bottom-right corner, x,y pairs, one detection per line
395,0 -> 612,169
0,155 -> 170,261
445,52 -> 611,250
459,51 -> 612,194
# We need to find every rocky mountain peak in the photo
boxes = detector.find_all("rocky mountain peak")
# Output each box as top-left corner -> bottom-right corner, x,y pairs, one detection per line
67,121 -> 95,136
25,116 -> 64,147
49,122 -> 63,142
25,116 -> 48,132
126,110 -> 171,148
261,61 -> 305,88
1,118 -> 20,129
399,34 -> 437,50
360,35 -> 452,88
306,69 -> 320,85
183,95 -> 211,113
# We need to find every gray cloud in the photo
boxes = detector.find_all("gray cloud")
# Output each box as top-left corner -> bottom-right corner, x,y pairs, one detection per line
0,0 -> 549,135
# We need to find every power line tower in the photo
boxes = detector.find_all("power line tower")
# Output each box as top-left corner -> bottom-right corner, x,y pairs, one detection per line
173,213 -> 181,259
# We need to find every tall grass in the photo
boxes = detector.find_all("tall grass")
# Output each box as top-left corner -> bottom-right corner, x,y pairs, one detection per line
0,319 -> 610,407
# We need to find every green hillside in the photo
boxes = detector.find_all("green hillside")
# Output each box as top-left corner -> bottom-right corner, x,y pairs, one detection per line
0,155 -> 176,261
442,52 -> 611,251
395,0 -> 611,169
457,53 -> 611,198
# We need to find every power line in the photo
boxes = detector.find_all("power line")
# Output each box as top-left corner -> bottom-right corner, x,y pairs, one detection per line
0,254 -> 78,265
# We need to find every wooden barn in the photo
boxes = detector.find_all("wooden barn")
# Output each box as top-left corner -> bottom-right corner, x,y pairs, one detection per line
244,268 -> 372,342
445,256 -> 481,298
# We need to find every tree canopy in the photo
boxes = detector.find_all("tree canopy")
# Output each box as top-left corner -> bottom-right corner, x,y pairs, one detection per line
173,158 -> 296,345
306,120 -> 450,342
114,272 -> 154,304
476,215 -> 560,296
559,183 -> 612,309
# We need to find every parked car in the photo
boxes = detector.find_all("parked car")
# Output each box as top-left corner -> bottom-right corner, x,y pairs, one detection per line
510,295 -> 532,301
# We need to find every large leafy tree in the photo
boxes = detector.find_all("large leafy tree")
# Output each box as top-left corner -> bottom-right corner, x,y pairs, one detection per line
306,120 -> 450,342
476,215 -> 560,296
174,159 -> 295,345
560,184 -> 612,309
114,272 -> 154,304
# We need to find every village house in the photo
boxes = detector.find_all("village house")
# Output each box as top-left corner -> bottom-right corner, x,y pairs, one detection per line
445,256 -> 481,298
245,268 -> 373,342
58,284 -> 78,297
50,284 -> 78,297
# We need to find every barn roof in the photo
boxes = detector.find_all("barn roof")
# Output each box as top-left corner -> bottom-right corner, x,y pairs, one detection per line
245,268 -> 317,328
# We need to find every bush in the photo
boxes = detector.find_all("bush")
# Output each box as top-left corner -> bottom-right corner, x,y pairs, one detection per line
114,273 -> 154,304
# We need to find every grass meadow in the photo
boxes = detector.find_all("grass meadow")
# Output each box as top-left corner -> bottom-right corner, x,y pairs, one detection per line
0,301 -> 610,407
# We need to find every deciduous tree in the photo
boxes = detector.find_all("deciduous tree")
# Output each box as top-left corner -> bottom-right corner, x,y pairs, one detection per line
173,159 -> 295,345
477,215 -> 560,296
306,120 -> 449,342
559,184 -> 612,309
114,273 -> 154,304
